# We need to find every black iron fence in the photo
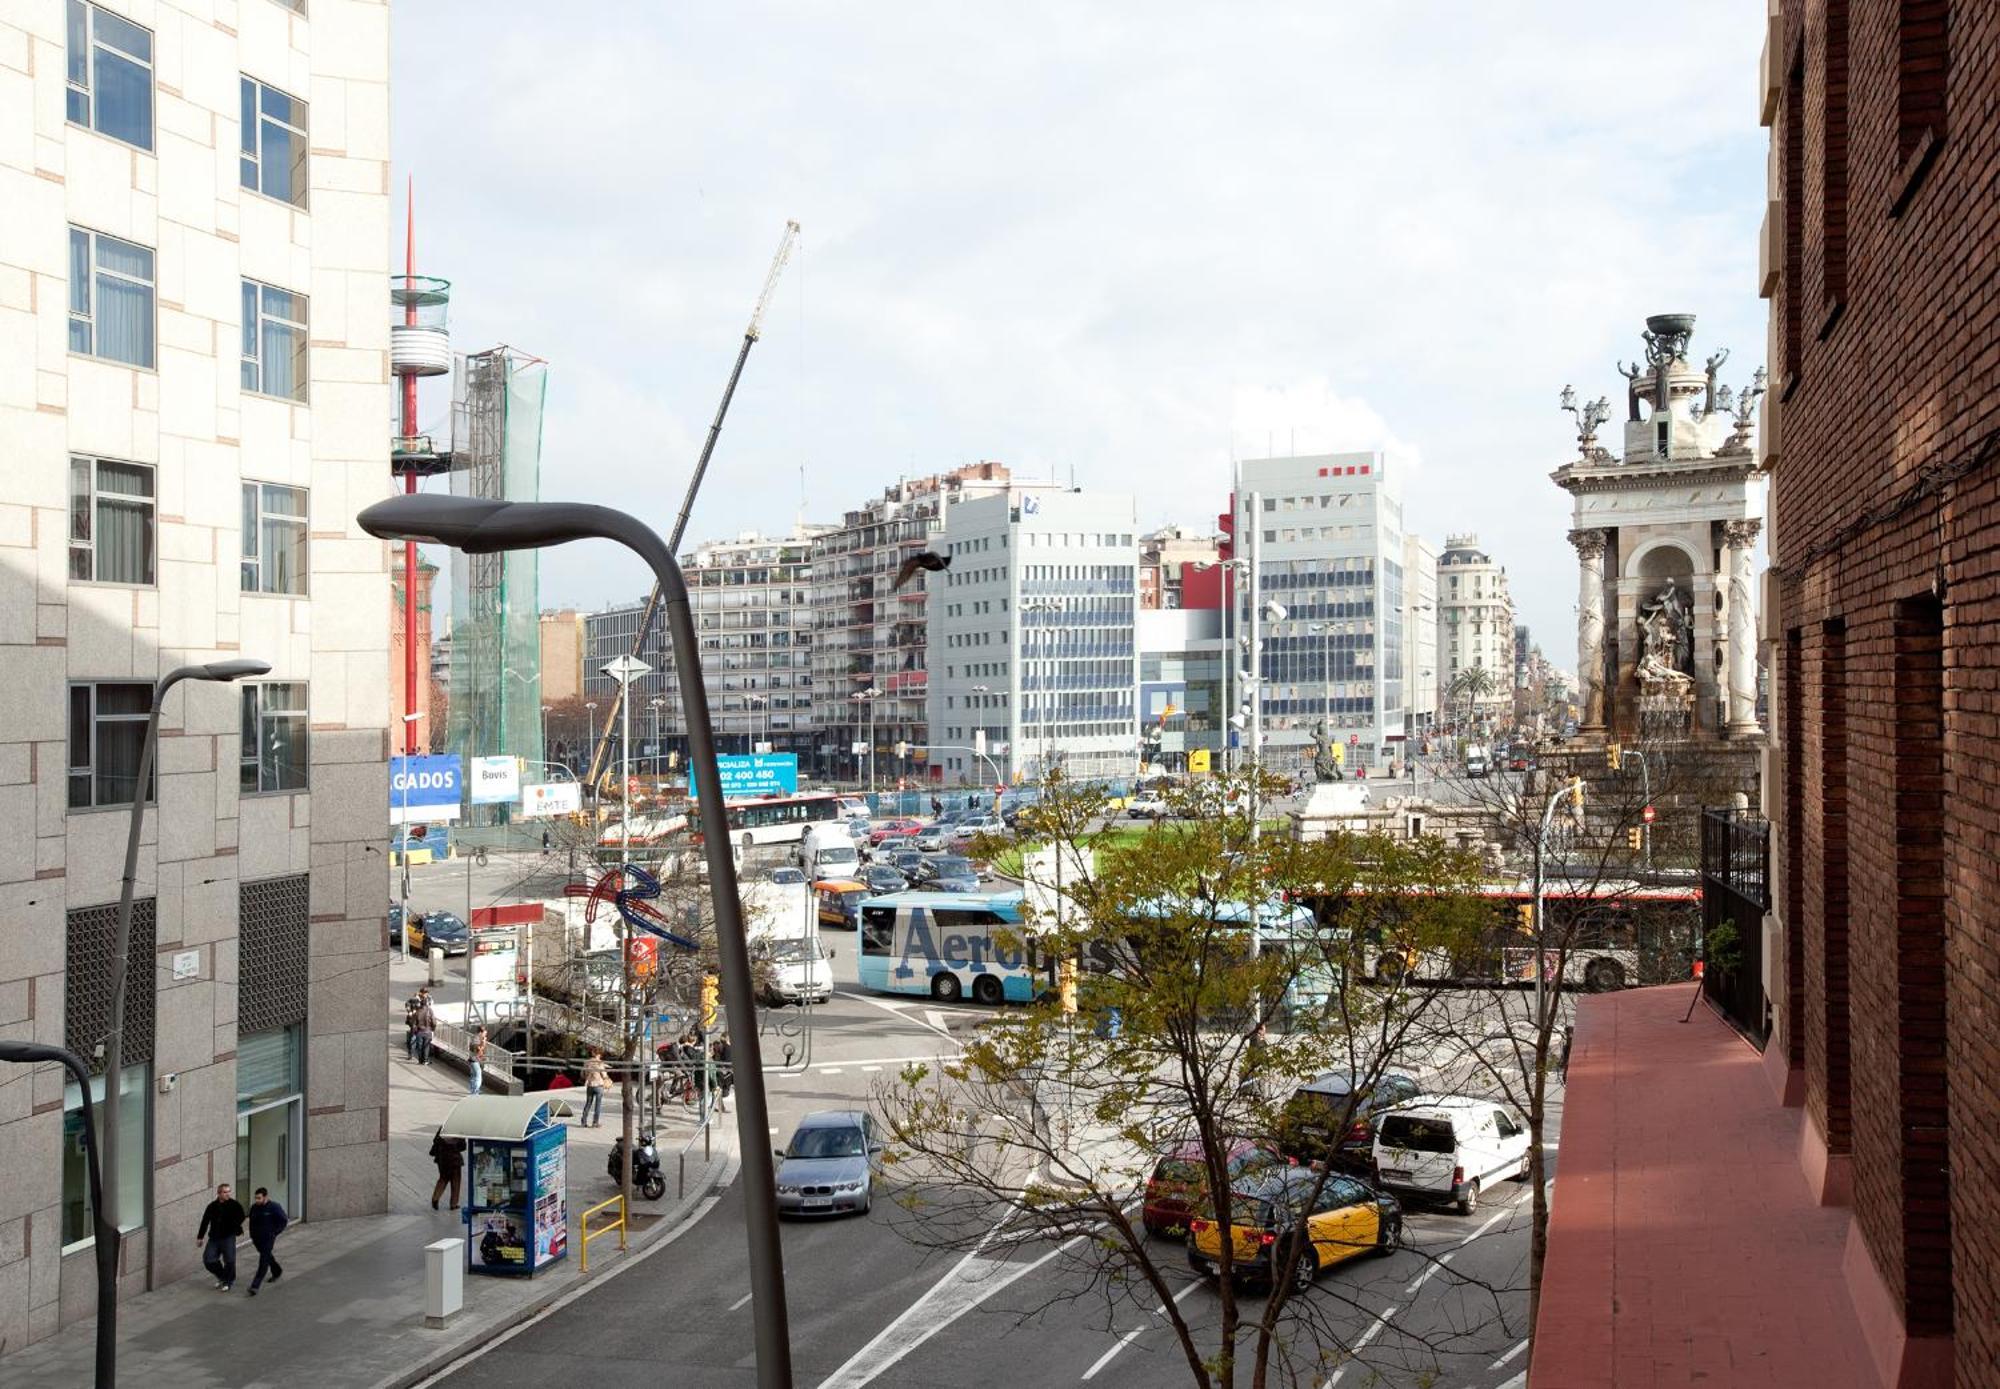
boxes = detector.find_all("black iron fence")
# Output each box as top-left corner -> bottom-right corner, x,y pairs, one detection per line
1700,807 -> 1771,1041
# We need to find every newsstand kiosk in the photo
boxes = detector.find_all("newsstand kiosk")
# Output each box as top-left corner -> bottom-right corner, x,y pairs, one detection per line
439,1094 -> 574,1278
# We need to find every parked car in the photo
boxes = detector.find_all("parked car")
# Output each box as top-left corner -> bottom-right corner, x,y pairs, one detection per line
843,815 -> 874,840
858,864 -> 909,895
911,855 -> 980,893
949,816 -> 1007,845
769,866 -> 808,885
388,902 -> 403,948
408,911 -> 469,957
815,879 -> 870,930
1143,1139 -> 1288,1238
1278,1070 -> 1423,1168
888,849 -> 929,876
1124,793 -> 1170,820
1187,1167 -> 1401,1289
912,826 -> 955,853
1370,1095 -> 1531,1215
835,797 -> 871,821
868,818 -> 926,846
774,1110 -> 882,1217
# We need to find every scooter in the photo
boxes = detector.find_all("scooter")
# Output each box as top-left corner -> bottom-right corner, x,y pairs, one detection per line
607,1132 -> 667,1200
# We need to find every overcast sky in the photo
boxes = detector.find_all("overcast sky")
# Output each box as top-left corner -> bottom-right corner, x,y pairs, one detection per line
391,2 -> 1768,655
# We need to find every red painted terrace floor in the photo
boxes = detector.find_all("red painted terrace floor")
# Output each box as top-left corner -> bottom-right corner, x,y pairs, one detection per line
1530,983 -> 1876,1389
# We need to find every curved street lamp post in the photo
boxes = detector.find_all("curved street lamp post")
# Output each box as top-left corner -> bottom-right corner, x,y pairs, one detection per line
359,494 -> 793,1389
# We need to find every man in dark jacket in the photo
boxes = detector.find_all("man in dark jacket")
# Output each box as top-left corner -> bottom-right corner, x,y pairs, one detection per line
245,1186 -> 289,1295
196,1183 -> 247,1290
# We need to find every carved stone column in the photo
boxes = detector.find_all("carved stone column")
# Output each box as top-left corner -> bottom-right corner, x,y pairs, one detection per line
1571,528 -> 1609,732
1724,518 -> 1763,736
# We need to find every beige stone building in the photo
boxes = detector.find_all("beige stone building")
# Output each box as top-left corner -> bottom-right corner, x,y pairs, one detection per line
0,0 -> 390,1349
539,607 -> 584,704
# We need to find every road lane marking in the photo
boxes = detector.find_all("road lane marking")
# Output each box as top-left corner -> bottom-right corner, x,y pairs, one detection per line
1079,1281 -> 1201,1381
1455,1206 -> 1512,1246
1402,1248 -> 1454,1295
925,1009 -> 951,1033
1318,1305 -> 1398,1387
1497,1373 -> 1526,1389
764,1052 -> 961,1076
1491,1338 -> 1529,1368
729,1291 -> 755,1312
831,989 -> 960,1043
822,1069 -> 844,1076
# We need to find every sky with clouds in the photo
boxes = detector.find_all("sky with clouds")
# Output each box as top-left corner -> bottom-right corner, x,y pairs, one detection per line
391,2 -> 1769,655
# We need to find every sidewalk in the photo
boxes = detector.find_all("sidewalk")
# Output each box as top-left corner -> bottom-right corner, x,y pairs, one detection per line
3,955 -> 739,1389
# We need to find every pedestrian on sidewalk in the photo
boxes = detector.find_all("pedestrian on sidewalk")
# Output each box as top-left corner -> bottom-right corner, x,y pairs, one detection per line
430,1126 -> 465,1210
467,1026 -> 489,1095
245,1186 -> 288,1295
403,994 -> 422,1060
196,1182 -> 246,1290
711,1034 -> 733,1114
580,1047 -> 610,1128
412,989 -> 437,1065
930,795 -> 942,818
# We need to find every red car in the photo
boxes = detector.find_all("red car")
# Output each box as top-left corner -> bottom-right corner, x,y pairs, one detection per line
868,818 -> 926,847
1143,1139 -> 1289,1239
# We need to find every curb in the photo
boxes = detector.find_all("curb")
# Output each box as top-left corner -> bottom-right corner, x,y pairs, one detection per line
372,1124 -> 743,1389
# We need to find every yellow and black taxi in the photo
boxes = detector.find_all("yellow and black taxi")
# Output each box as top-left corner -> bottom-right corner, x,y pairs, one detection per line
1186,1167 -> 1402,1291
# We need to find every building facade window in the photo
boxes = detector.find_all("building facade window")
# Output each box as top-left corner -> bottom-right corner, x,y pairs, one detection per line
64,896 -> 154,1247
240,76 -> 308,207
69,457 -> 155,585
241,683 -> 309,793
69,227 -> 155,368
68,681 -> 153,810
241,280 -> 308,400
241,482 -> 308,594
63,1063 -> 149,1249
65,0 -> 153,150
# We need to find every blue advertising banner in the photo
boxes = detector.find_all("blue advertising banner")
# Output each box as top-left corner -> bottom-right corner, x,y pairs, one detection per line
390,754 -> 463,824
688,753 -> 799,800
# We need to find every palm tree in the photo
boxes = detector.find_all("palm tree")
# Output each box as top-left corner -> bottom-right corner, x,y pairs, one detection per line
1448,665 -> 1497,728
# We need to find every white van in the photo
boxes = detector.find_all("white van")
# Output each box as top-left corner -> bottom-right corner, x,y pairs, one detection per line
1371,1095 -> 1531,1215
797,823 -> 860,877
756,933 -> 834,1005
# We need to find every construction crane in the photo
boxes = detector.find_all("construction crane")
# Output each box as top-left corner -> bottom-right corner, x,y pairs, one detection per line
583,219 -> 801,798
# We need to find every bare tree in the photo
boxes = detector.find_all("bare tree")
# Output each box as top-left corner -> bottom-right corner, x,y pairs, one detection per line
876,771 -> 1509,1388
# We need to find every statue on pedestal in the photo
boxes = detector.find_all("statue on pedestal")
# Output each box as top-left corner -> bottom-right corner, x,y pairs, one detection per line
1636,580 -> 1695,737
1310,721 -> 1344,783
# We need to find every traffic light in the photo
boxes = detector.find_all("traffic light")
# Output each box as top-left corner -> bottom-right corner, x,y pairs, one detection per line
1516,904 -> 1534,933
1605,742 -> 1622,771
1568,778 -> 1585,813
1058,960 -> 1078,1015
1332,743 -> 1345,767
1626,826 -> 1642,850
700,974 -> 720,1031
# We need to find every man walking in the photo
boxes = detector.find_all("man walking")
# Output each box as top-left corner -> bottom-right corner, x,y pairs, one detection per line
580,1047 -> 610,1128
245,1186 -> 288,1295
467,1025 -> 489,1095
411,988 -> 437,1065
430,1126 -> 466,1210
196,1182 -> 246,1291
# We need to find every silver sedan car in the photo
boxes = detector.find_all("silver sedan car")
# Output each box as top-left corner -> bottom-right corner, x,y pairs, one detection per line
773,1110 -> 881,1217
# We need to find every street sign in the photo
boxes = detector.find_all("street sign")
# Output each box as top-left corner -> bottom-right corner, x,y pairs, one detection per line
626,936 -> 658,978
1187,749 -> 1211,774
602,654 -> 653,682
1349,733 -> 1360,744
521,782 -> 581,818
390,754 -> 463,824
1642,804 -> 1656,824
469,755 -> 521,805
688,753 -> 800,799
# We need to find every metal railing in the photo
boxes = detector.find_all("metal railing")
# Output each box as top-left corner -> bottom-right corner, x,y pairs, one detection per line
579,1194 -> 627,1271
432,1019 -> 517,1089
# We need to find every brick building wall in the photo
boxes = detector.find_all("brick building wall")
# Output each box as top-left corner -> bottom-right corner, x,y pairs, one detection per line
1766,0 -> 1997,1379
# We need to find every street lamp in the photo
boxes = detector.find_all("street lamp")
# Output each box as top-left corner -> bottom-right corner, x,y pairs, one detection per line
0,1040 -> 114,1387
649,695 -> 665,776
101,658 -> 268,1305
358,493 -> 793,1389
584,701 -> 598,781
1019,601 -> 1062,778
849,686 -> 883,793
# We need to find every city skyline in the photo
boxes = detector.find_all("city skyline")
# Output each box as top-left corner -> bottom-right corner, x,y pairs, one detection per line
389,1 -> 1768,649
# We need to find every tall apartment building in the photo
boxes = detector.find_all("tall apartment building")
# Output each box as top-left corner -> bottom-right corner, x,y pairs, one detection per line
0,1 -> 391,1350
584,529 -> 826,771
808,463 -> 1010,783
538,608 -> 585,703
1232,453 -> 1406,769
1436,533 -> 1515,718
927,487 -> 1139,784
1401,533 -> 1439,735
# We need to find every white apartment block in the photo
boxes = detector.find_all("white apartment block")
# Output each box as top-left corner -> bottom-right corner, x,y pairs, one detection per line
1437,533 -> 1516,716
927,487 -> 1139,784
0,0 -> 391,1349
1234,453 -> 1405,769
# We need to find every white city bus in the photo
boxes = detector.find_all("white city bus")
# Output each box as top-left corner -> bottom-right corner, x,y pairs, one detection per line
699,791 -> 846,851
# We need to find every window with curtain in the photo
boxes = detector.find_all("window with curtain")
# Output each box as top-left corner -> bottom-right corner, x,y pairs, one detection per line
65,0 -> 153,150
67,681 -> 153,810
68,227 -> 155,369
241,481 -> 308,595
241,280 -> 308,401
241,682 -> 309,793
69,457 -> 155,585
239,76 -> 308,207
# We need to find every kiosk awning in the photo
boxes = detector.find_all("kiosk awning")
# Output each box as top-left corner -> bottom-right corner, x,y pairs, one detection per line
439,1093 -> 575,1141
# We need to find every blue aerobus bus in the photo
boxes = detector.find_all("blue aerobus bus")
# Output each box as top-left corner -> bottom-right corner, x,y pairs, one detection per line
855,889 -> 1328,1012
